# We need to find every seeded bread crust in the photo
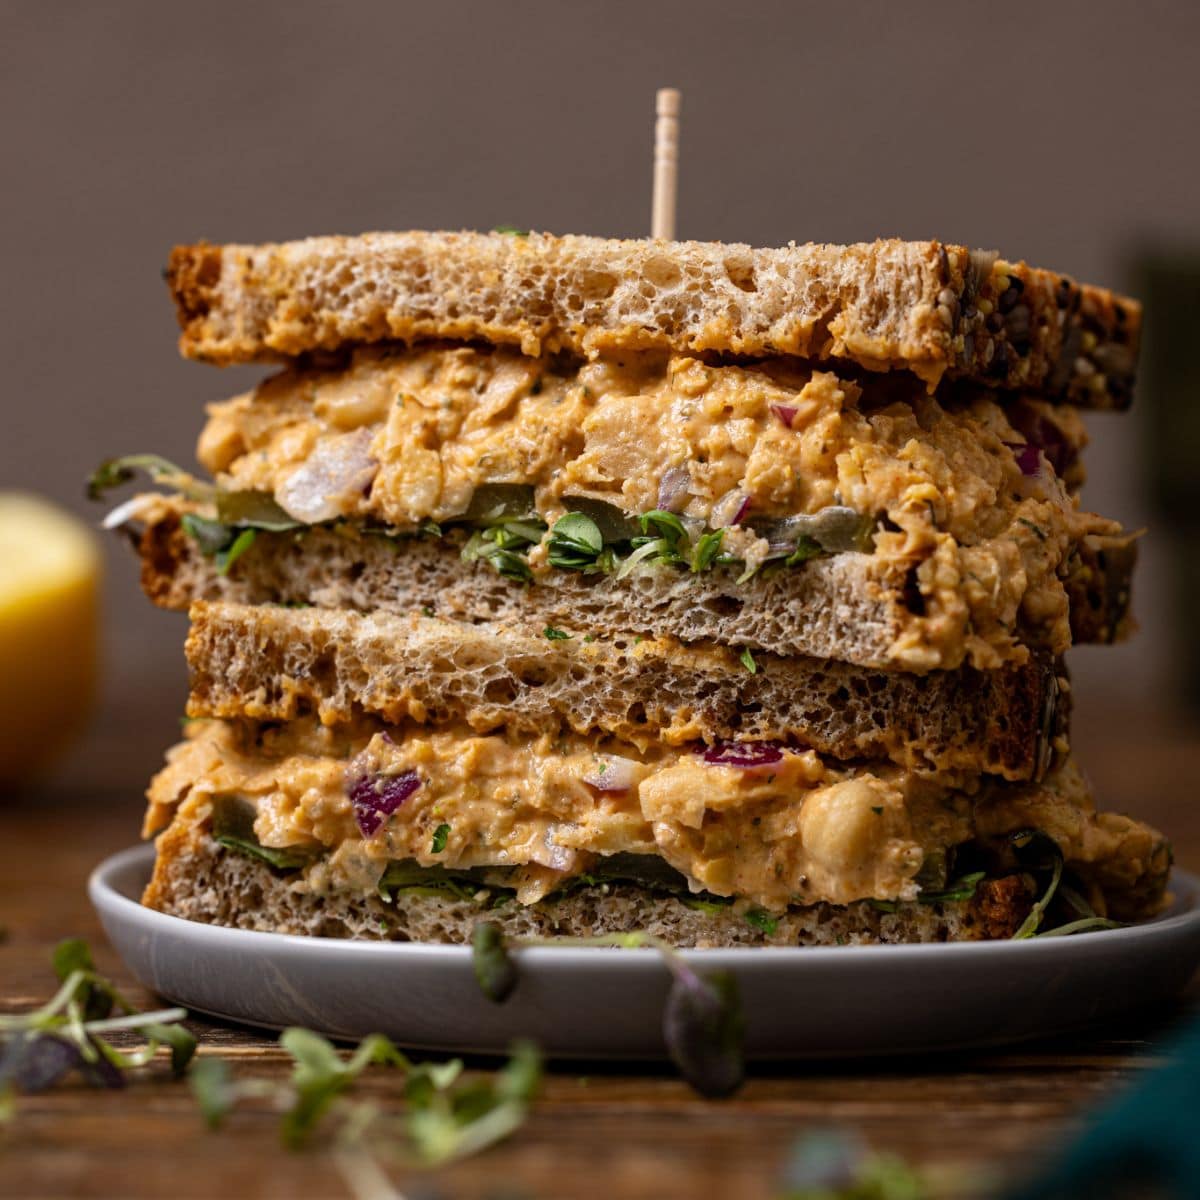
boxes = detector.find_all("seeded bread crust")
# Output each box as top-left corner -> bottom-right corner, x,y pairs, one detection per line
167,232 -> 1139,408
139,512 -> 1133,673
142,822 -> 1033,946
184,601 -> 1064,781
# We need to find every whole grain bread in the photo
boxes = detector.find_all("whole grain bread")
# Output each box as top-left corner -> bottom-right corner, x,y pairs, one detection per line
167,232 -> 1139,408
185,600 -> 1064,781
142,822 -> 1033,946
140,511 -> 1134,673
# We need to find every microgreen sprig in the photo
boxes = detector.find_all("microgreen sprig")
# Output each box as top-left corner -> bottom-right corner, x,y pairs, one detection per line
470,923 -> 745,1098
0,938 -> 196,1115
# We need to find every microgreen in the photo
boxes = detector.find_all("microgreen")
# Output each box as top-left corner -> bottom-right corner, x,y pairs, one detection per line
0,937 -> 196,1119
691,528 -> 725,573
469,924 -> 745,1098
918,871 -> 986,905
460,520 -> 542,583
214,528 -> 256,575
86,454 -> 206,501
542,626 -> 571,640
1011,830 -> 1065,939
430,823 -> 451,854
492,225 -> 530,237
191,1026 -> 540,1177
739,647 -> 758,674
471,922 -> 519,1003
546,512 -> 606,571
784,535 -> 822,567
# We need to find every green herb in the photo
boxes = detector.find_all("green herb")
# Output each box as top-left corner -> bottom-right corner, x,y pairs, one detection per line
869,899 -> 900,913
214,528 -> 256,575
546,512 -> 606,571
191,1027 -> 541,1175
691,528 -> 725,573
460,527 -> 536,583
471,922 -> 519,1003
430,823 -> 451,854
492,225 -> 530,237
419,519 -> 442,538
1017,517 -> 1048,541
743,908 -> 778,936
86,454 -> 201,501
542,626 -> 571,640
638,510 -> 689,546
1011,831 -> 1064,938
421,605 -> 435,618
784,535 -> 822,566
919,871 -> 986,905
469,924 -> 744,1098
738,647 -> 757,674
0,938 -> 196,1117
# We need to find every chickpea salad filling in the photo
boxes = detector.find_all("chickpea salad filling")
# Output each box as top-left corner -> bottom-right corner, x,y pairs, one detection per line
145,717 -> 1168,924
93,344 -> 1128,671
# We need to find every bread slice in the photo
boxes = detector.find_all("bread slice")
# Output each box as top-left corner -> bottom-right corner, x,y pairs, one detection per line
143,820 -> 1034,946
184,601 -> 1064,781
167,232 -> 1139,408
139,508 -> 1135,672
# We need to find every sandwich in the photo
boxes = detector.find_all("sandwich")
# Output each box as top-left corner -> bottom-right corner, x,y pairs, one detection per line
98,231 -> 1170,947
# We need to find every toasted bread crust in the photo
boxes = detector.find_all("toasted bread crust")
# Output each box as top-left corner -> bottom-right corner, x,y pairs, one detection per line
143,822 -> 1035,946
167,232 -> 1138,408
183,601 -> 1064,781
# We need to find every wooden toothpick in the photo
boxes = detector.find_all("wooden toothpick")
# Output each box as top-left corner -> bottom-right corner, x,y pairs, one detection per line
652,88 -> 680,240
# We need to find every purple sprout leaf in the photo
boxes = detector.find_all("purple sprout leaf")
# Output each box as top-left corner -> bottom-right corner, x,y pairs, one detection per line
662,964 -> 745,1098
0,1033 -> 83,1093
349,769 -> 421,838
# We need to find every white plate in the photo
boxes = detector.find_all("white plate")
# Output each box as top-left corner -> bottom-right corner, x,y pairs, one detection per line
90,844 -> 1200,1060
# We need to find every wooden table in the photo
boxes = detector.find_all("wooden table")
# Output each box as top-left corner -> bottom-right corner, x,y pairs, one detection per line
3,704 -> 1199,1200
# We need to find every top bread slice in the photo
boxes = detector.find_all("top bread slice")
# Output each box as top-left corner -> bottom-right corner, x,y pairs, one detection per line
167,231 -> 1139,408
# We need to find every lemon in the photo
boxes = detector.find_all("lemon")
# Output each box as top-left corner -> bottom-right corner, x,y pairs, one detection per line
0,493 -> 101,785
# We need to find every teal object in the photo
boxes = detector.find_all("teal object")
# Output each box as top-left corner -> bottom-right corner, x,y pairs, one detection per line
1007,1013 -> 1200,1199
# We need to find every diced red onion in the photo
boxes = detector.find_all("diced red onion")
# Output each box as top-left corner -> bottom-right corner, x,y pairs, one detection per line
349,768 -> 421,838
699,741 -> 785,770
1004,442 -> 1042,478
277,428 -> 378,524
771,404 -> 798,428
1013,413 -> 1071,477
710,489 -> 751,529
583,755 -> 640,793
657,466 -> 691,513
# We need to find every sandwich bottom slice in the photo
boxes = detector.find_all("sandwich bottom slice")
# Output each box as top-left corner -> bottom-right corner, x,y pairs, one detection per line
141,717 -> 1170,947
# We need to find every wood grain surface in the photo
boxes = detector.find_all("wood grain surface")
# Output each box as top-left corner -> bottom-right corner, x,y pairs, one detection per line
2,710 -> 1198,1200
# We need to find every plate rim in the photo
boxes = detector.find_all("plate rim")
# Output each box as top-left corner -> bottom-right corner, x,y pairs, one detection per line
89,842 -> 1200,967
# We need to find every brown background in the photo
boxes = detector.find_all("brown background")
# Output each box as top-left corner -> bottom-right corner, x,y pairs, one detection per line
1,0 -> 1198,795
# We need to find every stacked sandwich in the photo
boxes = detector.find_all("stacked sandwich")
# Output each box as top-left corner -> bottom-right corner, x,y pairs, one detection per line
101,232 -> 1171,946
